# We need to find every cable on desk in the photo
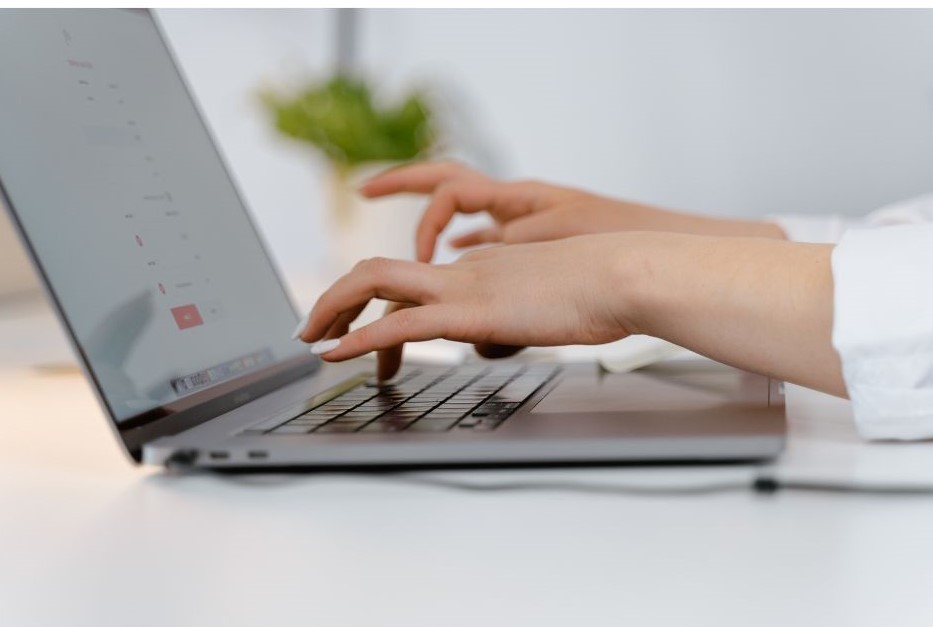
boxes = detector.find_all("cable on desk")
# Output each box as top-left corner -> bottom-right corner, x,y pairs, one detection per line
754,476 -> 933,497
364,473 -> 933,498
201,468 -> 933,498
385,474 -> 752,497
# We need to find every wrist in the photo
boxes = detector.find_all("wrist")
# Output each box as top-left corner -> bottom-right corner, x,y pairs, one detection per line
604,232 -> 679,338
608,231 -> 721,340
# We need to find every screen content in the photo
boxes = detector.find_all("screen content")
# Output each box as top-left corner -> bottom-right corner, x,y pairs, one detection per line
0,10 -> 307,421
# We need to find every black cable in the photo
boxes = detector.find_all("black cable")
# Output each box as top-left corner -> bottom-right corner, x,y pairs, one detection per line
201,469 -> 933,498
758,476 -> 933,497
385,473 -> 933,498
387,473 -> 752,498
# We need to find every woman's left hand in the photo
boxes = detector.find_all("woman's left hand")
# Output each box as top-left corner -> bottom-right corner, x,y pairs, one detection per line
295,234 -> 643,380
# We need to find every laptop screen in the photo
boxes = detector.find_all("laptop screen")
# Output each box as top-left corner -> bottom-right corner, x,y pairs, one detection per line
0,10 -> 309,423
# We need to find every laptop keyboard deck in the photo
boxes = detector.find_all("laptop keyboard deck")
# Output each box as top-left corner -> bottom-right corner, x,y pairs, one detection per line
244,364 -> 560,435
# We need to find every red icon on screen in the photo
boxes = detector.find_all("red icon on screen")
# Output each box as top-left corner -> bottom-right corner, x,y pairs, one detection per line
171,304 -> 203,330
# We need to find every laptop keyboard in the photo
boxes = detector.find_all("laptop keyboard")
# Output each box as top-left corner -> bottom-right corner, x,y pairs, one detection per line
244,364 -> 559,436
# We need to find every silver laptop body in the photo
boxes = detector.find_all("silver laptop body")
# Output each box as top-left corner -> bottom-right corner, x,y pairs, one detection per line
0,9 -> 784,470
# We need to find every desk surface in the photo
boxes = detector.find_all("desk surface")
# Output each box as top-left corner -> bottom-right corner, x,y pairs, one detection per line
3,297 -> 933,627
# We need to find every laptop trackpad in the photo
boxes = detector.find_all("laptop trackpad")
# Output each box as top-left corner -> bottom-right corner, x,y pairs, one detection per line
532,370 -> 737,414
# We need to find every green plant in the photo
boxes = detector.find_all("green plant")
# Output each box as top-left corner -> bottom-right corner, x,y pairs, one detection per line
260,75 -> 435,174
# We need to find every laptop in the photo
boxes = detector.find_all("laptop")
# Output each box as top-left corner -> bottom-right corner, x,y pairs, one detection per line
0,9 -> 784,470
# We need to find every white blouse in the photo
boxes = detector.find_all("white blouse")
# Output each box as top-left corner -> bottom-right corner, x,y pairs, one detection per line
773,194 -> 933,440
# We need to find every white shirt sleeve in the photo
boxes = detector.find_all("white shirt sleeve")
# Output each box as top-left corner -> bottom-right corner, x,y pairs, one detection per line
832,225 -> 933,440
769,192 -> 933,243
773,193 -> 933,440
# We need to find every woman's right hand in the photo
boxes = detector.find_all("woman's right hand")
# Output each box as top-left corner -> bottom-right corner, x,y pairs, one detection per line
360,161 -> 785,263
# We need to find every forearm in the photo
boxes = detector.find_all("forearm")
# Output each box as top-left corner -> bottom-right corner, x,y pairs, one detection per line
623,233 -> 845,396
619,201 -> 788,240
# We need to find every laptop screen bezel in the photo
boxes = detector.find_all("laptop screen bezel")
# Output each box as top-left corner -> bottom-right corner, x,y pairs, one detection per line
0,8 -> 321,462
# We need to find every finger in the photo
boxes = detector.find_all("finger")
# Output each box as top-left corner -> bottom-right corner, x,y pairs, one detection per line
358,161 -> 474,198
415,180 -> 497,262
501,207 -> 577,244
302,258 -> 439,343
377,301 -> 408,381
473,343 -> 526,359
323,303 -> 367,340
317,305 -> 453,362
416,179 -> 531,261
449,227 -> 503,249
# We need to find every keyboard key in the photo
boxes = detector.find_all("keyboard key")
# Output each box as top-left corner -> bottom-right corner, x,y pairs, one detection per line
441,402 -> 479,409
382,409 -> 428,419
338,409 -> 384,421
362,422 -> 408,433
305,407 -> 348,417
420,413 -> 464,422
315,422 -> 367,433
472,402 -> 520,417
396,402 -> 439,410
289,417 -> 331,426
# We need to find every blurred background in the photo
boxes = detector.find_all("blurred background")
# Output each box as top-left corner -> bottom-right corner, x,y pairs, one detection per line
4,8 -> 933,304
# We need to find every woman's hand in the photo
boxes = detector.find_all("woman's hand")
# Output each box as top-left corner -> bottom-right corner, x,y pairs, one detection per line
295,231 -> 845,397
360,161 -> 785,263
296,233 -> 644,380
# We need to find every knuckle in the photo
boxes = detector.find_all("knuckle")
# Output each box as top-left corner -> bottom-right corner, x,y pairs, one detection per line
433,183 -> 456,203
359,256 -> 392,277
352,322 -> 375,347
391,308 -> 419,337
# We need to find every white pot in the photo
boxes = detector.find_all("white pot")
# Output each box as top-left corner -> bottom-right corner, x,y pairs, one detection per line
322,163 -> 427,330
326,163 -> 426,277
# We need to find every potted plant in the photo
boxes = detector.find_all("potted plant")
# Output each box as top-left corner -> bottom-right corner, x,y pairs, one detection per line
261,75 -> 437,271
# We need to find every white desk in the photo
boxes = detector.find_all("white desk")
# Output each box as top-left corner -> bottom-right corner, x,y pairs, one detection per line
3,296 -> 933,627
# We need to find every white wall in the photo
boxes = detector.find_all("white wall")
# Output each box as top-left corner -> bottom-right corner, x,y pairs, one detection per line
360,9 -> 933,218
5,10 -> 933,298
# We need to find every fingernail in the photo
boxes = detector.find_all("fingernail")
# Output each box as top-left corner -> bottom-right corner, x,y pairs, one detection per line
290,313 -> 309,340
310,338 -> 341,355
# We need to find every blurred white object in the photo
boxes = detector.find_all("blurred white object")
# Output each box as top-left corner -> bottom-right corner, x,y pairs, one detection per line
327,164 -> 427,278
597,336 -> 694,373
402,339 -> 469,366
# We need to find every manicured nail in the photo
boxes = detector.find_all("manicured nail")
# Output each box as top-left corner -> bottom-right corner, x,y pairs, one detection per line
290,313 -> 309,340
310,339 -> 341,355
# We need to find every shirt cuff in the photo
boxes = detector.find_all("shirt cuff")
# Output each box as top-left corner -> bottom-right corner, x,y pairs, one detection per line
767,214 -> 856,244
832,224 -> 933,440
